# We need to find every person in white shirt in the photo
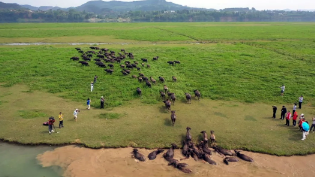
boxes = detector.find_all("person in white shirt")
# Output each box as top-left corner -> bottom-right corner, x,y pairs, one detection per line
293,103 -> 297,115
280,85 -> 285,96
91,82 -> 94,92
299,95 -> 303,109
73,109 -> 79,122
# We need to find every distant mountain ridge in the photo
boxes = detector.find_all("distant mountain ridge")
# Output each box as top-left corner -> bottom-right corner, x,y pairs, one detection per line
75,0 -> 209,13
20,5 -> 65,11
0,0 -> 211,13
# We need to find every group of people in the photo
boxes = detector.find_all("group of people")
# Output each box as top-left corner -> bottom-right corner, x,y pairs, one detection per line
47,112 -> 64,134
272,94 -> 315,140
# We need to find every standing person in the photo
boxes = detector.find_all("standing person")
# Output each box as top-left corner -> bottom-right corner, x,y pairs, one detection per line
280,85 -> 285,96
299,95 -> 303,109
285,111 -> 291,126
87,98 -> 91,110
299,114 -> 305,131
100,96 -> 105,109
292,111 -> 298,126
91,82 -> 94,92
73,109 -> 79,122
301,121 -> 310,140
58,112 -> 64,128
272,105 -> 277,118
293,103 -> 297,115
93,75 -> 98,84
310,117 -> 315,132
48,116 -> 55,134
280,106 -> 287,120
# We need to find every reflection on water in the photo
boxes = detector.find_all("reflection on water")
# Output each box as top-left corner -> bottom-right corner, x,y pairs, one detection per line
0,142 -> 63,177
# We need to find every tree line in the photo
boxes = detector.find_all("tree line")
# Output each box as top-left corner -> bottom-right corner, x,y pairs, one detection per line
1,8 -> 315,22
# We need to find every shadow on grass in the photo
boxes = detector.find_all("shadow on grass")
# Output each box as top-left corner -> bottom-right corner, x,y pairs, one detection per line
164,118 -> 172,126
159,105 -> 169,113
214,112 -> 228,118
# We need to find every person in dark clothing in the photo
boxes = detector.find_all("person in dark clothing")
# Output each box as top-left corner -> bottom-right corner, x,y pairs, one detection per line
280,106 -> 287,120
100,96 -> 105,109
272,105 -> 277,118
310,117 -> 315,132
93,75 -> 98,84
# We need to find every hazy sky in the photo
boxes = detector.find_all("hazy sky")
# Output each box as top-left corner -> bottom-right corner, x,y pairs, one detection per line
2,0 -> 314,10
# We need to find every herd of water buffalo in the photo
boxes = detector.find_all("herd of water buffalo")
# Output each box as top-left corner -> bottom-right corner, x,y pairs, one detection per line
132,127 -> 254,173
70,46 -> 201,122
70,47 -> 253,173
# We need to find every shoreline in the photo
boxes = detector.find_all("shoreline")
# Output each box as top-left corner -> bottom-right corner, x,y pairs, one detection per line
2,138 -> 315,157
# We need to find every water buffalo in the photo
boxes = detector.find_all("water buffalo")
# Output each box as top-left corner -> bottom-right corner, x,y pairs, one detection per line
202,154 -> 216,165
150,77 -> 156,84
104,69 -> 114,75
168,92 -> 176,105
148,149 -> 164,160
234,150 -> 254,162
70,57 -> 79,60
174,60 -> 181,64
171,111 -> 176,126
194,90 -> 201,100
172,76 -> 177,82
145,81 -> 152,88
163,99 -> 171,111
95,61 -> 106,68
136,87 -> 141,96
139,73 -> 144,77
75,47 -> 81,51
132,149 -> 145,162
159,76 -> 165,83
186,127 -> 192,142
147,64 -> 150,68
132,75 -> 137,79
213,146 -> 234,156
223,157 -> 239,165
108,64 -> 114,68
185,93 -> 191,104
138,77 -> 143,82
79,61 -> 89,66
163,143 -> 178,162
200,131 -> 208,142
163,85 -> 168,93
153,56 -> 159,61
141,58 -> 148,62
160,91 -> 166,100
167,61 -> 174,65
168,160 -> 192,174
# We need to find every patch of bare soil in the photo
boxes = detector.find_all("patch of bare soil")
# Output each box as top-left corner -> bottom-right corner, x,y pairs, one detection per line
37,146 -> 315,177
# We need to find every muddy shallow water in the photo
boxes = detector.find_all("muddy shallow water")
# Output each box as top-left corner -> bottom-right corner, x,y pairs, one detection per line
0,142 -> 62,177
37,145 -> 315,177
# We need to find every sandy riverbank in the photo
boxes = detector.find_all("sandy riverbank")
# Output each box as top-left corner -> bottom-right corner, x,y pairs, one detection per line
37,145 -> 315,177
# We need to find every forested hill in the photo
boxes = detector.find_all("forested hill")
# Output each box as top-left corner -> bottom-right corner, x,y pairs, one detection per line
0,2 -> 22,9
76,0 -> 208,13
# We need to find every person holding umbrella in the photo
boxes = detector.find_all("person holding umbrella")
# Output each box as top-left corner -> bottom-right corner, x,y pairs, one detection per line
301,120 -> 310,140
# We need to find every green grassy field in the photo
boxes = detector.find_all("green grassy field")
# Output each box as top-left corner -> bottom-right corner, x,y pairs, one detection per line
0,22 -> 315,155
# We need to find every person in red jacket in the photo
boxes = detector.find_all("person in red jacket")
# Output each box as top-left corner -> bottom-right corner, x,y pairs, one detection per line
292,111 -> 298,126
285,111 -> 291,126
48,116 -> 55,134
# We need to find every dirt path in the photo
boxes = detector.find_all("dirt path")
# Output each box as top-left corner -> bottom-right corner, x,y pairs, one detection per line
37,146 -> 315,177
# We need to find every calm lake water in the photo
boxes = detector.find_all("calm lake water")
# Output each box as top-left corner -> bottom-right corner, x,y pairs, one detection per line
0,142 -> 63,177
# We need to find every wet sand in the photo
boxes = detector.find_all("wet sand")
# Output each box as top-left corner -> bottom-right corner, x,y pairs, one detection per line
37,146 -> 315,177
